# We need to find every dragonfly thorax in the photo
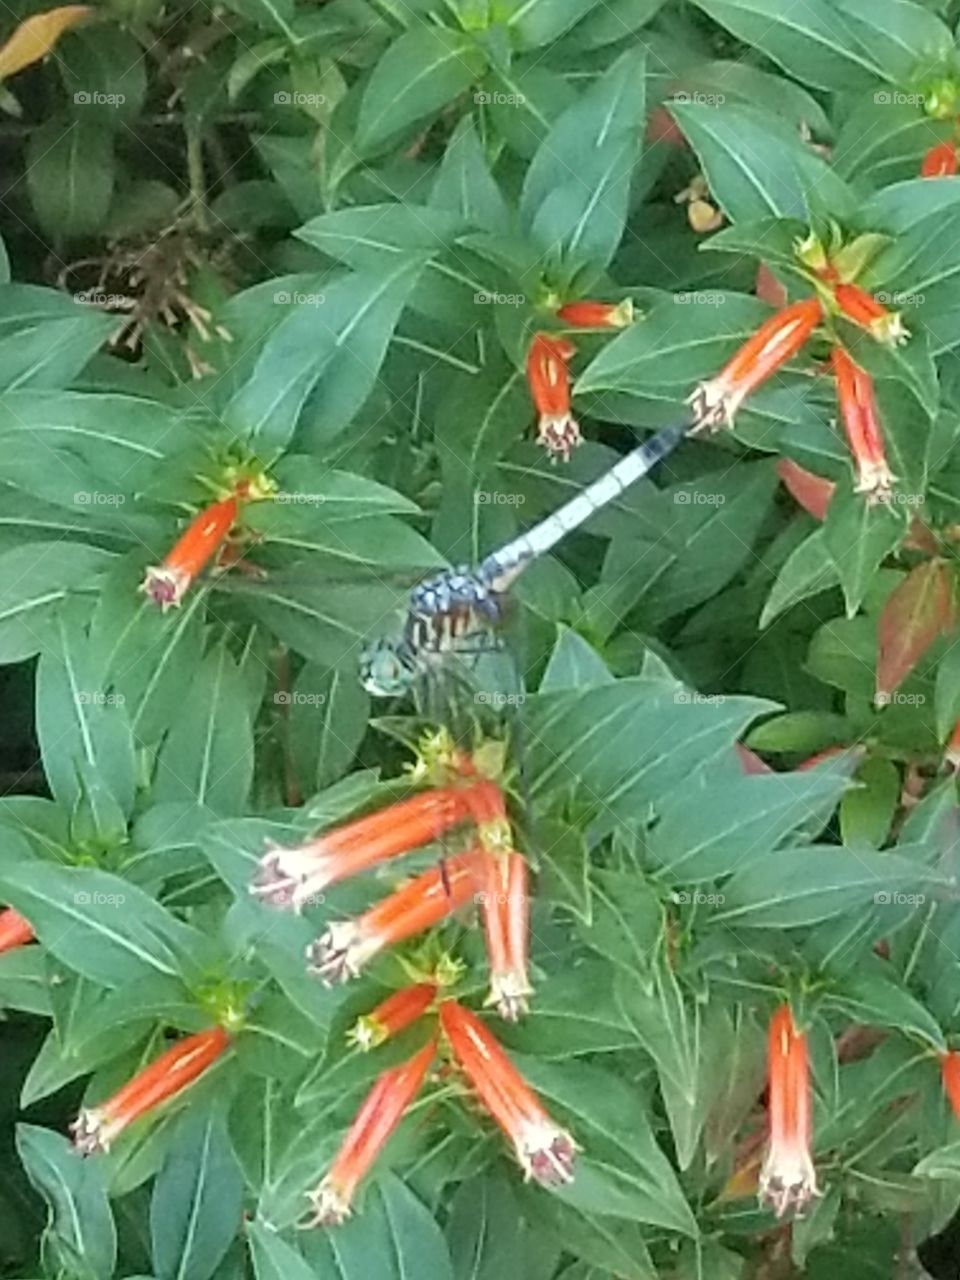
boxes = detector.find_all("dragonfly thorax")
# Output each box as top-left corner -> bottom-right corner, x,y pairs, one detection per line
407,568 -> 504,653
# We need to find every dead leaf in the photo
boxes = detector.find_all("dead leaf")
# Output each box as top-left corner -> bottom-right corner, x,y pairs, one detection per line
876,559 -> 956,703
0,6 -> 92,81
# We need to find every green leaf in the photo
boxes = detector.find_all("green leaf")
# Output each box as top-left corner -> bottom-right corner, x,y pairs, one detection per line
588,461 -> 778,629
670,100 -> 853,223
761,528 -> 841,627
0,542 -> 113,662
497,962 -> 637,1058
445,1173 -> 522,1280
504,0 -> 601,47
520,49 -> 646,268
225,263 -> 424,451
713,845 -> 946,927
430,118 -> 511,234
249,1222 -> 318,1280
150,1104 -> 244,1280
300,1175 -> 455,1279
16,1124 -> 117,1280
26,115 -> 115,241
615,961 -> 703,1170
515,1056 -> 698,1237
289,663 -> 370,793
36,609 -> 136,820
0,862 -> 207,987
527,680 -> 774,826
647,769 -> 851,882
823,484 -> 905,617
153,643 -> 254,817
690,0 -> 953,92
356,24 -> 485,154
58,27 -> 148,128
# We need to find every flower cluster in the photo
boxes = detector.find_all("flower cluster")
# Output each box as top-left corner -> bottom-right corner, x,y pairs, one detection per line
303,1000 -> 576,1228
249,742 -> 531,1019
687,257 -> 900,502
525,297 -> 633,459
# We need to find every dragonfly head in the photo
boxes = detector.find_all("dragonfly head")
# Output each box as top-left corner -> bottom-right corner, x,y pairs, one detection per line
359,637 -> 417,697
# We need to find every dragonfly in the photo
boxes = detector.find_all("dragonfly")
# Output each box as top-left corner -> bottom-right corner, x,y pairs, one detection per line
358,421 -> 687,699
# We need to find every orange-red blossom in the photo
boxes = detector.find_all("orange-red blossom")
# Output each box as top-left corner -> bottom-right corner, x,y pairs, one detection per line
348,983 -> 438,1051
141,497 -> 238,609
557,299 -> 634,329
689,298 -> 822,431
833,282 -> 907,346
942,1049 -> 960,1117
0,907 -> 34,953
304,1037 -> 437,1227
478,852 -> 531,1021
250,783 -> 497,913
831,346 -> 896,503
72,1027 -> 231,1154
759,1004 -> 819,1218
440,1001 -> 576,1185
526,332 -> 580,460
306,850 -> 484,984
922,140 -> 959,177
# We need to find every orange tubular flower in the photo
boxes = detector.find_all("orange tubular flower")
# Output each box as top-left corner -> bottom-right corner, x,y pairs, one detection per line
72,1027 -> 231,1155
759,1004 -> 819,1218
250,785 -> 482,913
557,299 -> 634,329
945,719 -> 960,771
942,1050 -> 960,1117
142,497 -> 238,609
304,1037 -> 437,1227
440,1001 -> 577,1184
922,141 -> 959,178
526,333 -> 580,460
348,983 -> 438,1051
831,346 -> 896,503
307,850 -> 484,984
833,282 -> 907,346
689,297 -> 822,431
480,852 -> 532,1021
0,907 -> 34,953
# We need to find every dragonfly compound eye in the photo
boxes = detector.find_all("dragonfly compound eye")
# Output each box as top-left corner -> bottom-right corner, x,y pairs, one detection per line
360,639 -> 415,697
